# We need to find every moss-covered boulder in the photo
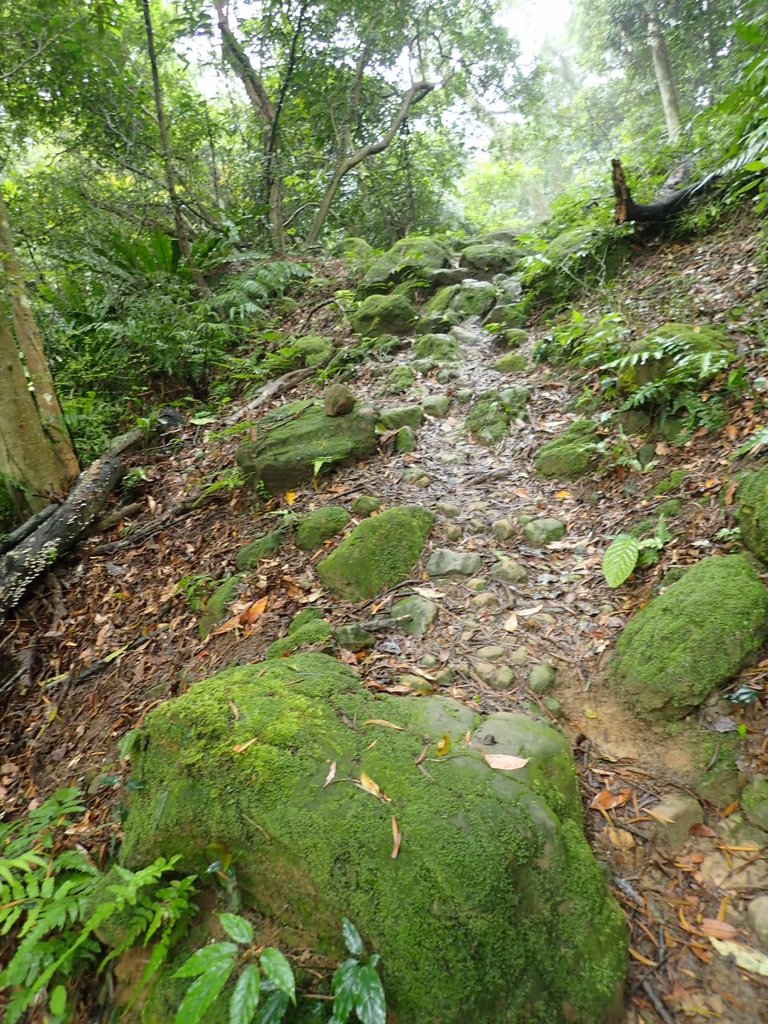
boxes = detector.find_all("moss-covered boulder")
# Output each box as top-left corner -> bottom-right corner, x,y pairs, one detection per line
450,280 -> 497,318
295,506 -> 351,551
741,776 -> 768,832
323,383 -> 356,416
317,505 -> 433,601
383,364 -> 416,394
531,227 -> 631,301
466,388 -> 530,446
414,309 -> 462,335
460,242 -> 520,275
733,465 -> 768,563
122,653 -> 627,1024
484,302 -> 530,329
292,334 -> 333,367
617,323 -> 734,394
612,555 -> 768,719
350,294 -> 418,337
495,352 -> 527,373
198,576 -> 242,639
236,400 -> 378,495
235,528 -> 289,571
358,236 -> 450,296
411,333 -> 462,363
378,404 -> 424,431
265,617 -> 333,659
535,420 -> 601,480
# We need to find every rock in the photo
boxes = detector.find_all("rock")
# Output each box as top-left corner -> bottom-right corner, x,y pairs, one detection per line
460,242 -> 520,274
533,227 -> 630,300
701,850 -> 768,890
491,555 -> 527,583
333,623 -> 375,650
504,329 -> 528,349
265,617 -> 333,659
491,519 -> 515,541
422,394 -> 451,418
741,776 -> 768,832
235,528 -> 288,570
543,696 -> 563,718
472,592 -> 499,611
392,595 -> 439,636
293,334 -> 333,367
378,404 -> 424,430
455,388 -> 474,404
358,235 -> 450,295
198,576 -> 242,639
317,505 -> 433,602
523,518 -> 566,546
648,794 -> 703,853
492,273 -> 523,302
123,655 -> 627,1024
295,506 -> 351,551
237,400 -> 378,494
536,420 -> 601,480
489,666 -> 516,690
495,352 -> 527,373
401,468 -> 430,486
414,310 -> 462,335
465,388 -> 530,446
350,293 -> 419,337
412,333 -> 462,363
419,654 -> 439,668
436,367 -> 459,383
434,667 -> 454,686
450,279 -> 498,318
436,501 -> 461,518
466,577 -> 487,592
747,896 -> 768,946
426,549 -> 483,577
450,324 -> 486,346
477,645 -> 506,661
484,302 -> 529,329
612,555 -> 768,719
529,664 -> 556,693
351,495 -> 381,516
395,426 -> 417,453
693,735 -> 741,805
383,364 -> 416,394
735,465 -> 768,563
323,382 -> 356,416
508,649 -> 530,666
444,524 -> 462,541
529,613 -> 557,627
473,661 -> 496,683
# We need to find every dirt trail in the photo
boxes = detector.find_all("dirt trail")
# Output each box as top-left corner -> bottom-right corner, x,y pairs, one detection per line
2,221 -> 768,1022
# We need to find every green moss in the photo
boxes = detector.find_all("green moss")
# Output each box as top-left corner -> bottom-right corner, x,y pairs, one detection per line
316,505 -> 433,601
465,388 -> 530,446
450,280 -> 497,318
289,608 -> 326,632
198,576 -> 242,639
495,352 -> 527,373
377,405 -> 423,430
122,654 -> 626,1023
295,507 -> 351,551
693,733 -> 741,805
351,495 -> 381,516
395,426 -> 417,453
411,333 -> 462,362
292,334 -> 333,367
265,619 -> 333,659
612,555 -> 768,719
358,236 -> 450,296
653,469 -> 687,495
235,528 -> 288,571
415,309 -> 462,335
735,465 -> 768,563
741,776 -> 768,831
535,420 -> 601,480
461,242 -> 520,274
485,302 -> 530,330
383,365 -> 416,394
504,328 -> 528,348
349,294 -> 418,337
425,284 -> 459,313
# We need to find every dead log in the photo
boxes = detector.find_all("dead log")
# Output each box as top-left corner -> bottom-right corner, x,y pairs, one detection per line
612,158 -> 719,228
0,427 -> 151,622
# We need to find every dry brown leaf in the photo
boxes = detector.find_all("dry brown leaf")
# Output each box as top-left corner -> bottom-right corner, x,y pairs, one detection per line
503,612 -> 518,632
391,817 -> 402,859
723,480 -> 738,506
591,788 -> 632,811
364,719 -> 405,731
483,753 -> 529,771
285,491 -> 297,505
240,595 -> 268,624
517,604 -> 543,617
709,938 -> 768,976
690,822 -> 717,838
359,770 -> 389,800
233,737 -> 258,754
555,490 -> 572,499
324,762 -> 336,788
700,918 -> 739,940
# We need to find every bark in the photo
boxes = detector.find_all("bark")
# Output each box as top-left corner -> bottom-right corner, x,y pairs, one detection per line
612,158 -> 718,227
305,81 -> 434,246
647,7 -> 682,143
0,192 -> 79,517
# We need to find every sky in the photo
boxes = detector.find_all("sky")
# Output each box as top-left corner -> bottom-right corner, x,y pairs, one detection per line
501,0 -> 573,67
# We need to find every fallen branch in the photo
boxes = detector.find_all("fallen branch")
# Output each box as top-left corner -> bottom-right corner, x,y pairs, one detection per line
612,158 -> 719,228
224,366 -> 315,426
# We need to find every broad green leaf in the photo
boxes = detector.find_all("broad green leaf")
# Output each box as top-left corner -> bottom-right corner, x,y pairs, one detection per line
175,960 -> 235,1024
49,985 -> 67,1016
331,959 -> 360,1022
255,989 -> 289,1024
602,534 -> 639,588
341,918 -> 364,957
259,949 -> 295,1004
229,965 -> 260,1024
353,963 -> 386,1024
173,942 -> 238,979
218,913 -> 254,947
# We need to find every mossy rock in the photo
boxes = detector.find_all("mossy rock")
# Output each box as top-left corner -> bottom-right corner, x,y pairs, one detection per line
350,294 -> 418,337
535,420 -> 601,480
292,334 -> 333,367
351,495 -> 381,516
741,776 -> 768,832
411,333 -> 462,362
383,364 -> 416,394
316,505 -> 433,602
236,401 -> 378,495
198,576 -> 242,639
414,309 -> 462,335
693,734 -> 741,806
612,555 -> 768,719
484,302 -> 530,330
466,388 -> 530,446
122,653 -> 627,1024
495,352 -> 527,373
530,227 -> 631,302
450,280 -> 497,318
358,236 -> 450,296
504,329 -> 528,349
235,528 -> 289,571
734,464 -> 768,563
378,405 -> 424,431
617,323 -> 734,394
295,507 -> 351,551
265,618 -> 333,659
460,243 -> 520,275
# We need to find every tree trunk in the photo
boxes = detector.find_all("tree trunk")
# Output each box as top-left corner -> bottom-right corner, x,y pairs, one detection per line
612,158 -> 718,228
0,192 -> 79,517
647,8 -> 682,143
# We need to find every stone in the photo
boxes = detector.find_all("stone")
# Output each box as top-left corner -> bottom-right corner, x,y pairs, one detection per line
295,506 -> 351,551
529,613 -> 557,627
523,518 -> 566,546
265,617 -> 333,659
422,394 -> 451,418
350,293 -> 419,337
529,664 -> 556,693
735,465 -> 768,563
358,235 -> 450,295
323,382 -> 356,416
434,667 -> 454,686
460,242 -> 520,274
419,654 -> 439,669
465,388 -> 530,446
444,524 -> 463,541
436,501 -> 461,518
198,576 -> 242,639
450,324 -> 485,346
489,666 -> 516,691
450,279 -> 498,318
533,227 -> 630,300
121,656 -> 626,1023
401,468 -> 430,487
333,624 -> 375,650
647,794 -> 703,853
317,505 -> 433,602
508,649 -> 530,666
412,333 -> 462,363
426,549 -> 483,577
543,697 -> 563,718
237,400 -> 378,495
436,367 -> 459,383
383,364 -> 416,394
391,595 -> 439,636
293,334 -> 333,367
414,310 -> 461,335
455,388 -> 474,404
395,426 -> 417,453
472,593 -> 499,611
351,495 -> 381,516
378,404 -> 424,430
504,329 -> 528,349
536,420 -> 601,480
466,577 -> 487,592
613,555 -> 768,719
495,352 -> 527,373
492,273 -> 523,302
491,555 -> 527,583
477,645 -> 506,661
491,519 -> 515,541
747,896 -> 768,946
473,661 -> 496,683
235,528 -> 288,570
483,302 -> 529,329
741,776 -> 768,832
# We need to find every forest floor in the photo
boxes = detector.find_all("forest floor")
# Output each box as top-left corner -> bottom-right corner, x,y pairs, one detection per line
2,211 -> 768,1023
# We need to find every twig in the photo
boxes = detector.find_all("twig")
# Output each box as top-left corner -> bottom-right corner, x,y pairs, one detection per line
640,979 -> 675,1024
224,367 -> 315,426
295,298 -> 344,334
0,504 -> 58,555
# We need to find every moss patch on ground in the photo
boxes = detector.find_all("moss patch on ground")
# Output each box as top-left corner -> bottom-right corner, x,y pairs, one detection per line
612,554 -> 768,719
535,420 -> 601,480
735,465 -> 768,563
122,654 -> 626,1024
465,388 -> 530,446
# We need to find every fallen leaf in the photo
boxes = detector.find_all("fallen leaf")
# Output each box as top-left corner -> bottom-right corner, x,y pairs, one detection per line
591,789 -> 632,811
700,918 -> 739,940
229,702 -> 240,721
391,817 -> 402,859
285,491 -> 297,505
723,480 -> 738,506
709,938 -> 768,976
233,737 -> 258,754
363,719 -> 405,731
503,612 -> 518,632
240,595 -> 268,624
555,490 -> 572,499
436,734 -> 451,756
690,823 -> 717,838
483,753 -> 529,771
584,708 -> 599,720
517,604 -> 543,617
358,770 -> 390,801
323,762 -> 336,788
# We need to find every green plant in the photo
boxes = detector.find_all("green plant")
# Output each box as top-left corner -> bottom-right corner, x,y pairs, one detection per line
602,514 -> 671,588
196,468 -> 246,502
177,574 -> 217,613
173,915 -> 385,1024
0,789 -> 197,1023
